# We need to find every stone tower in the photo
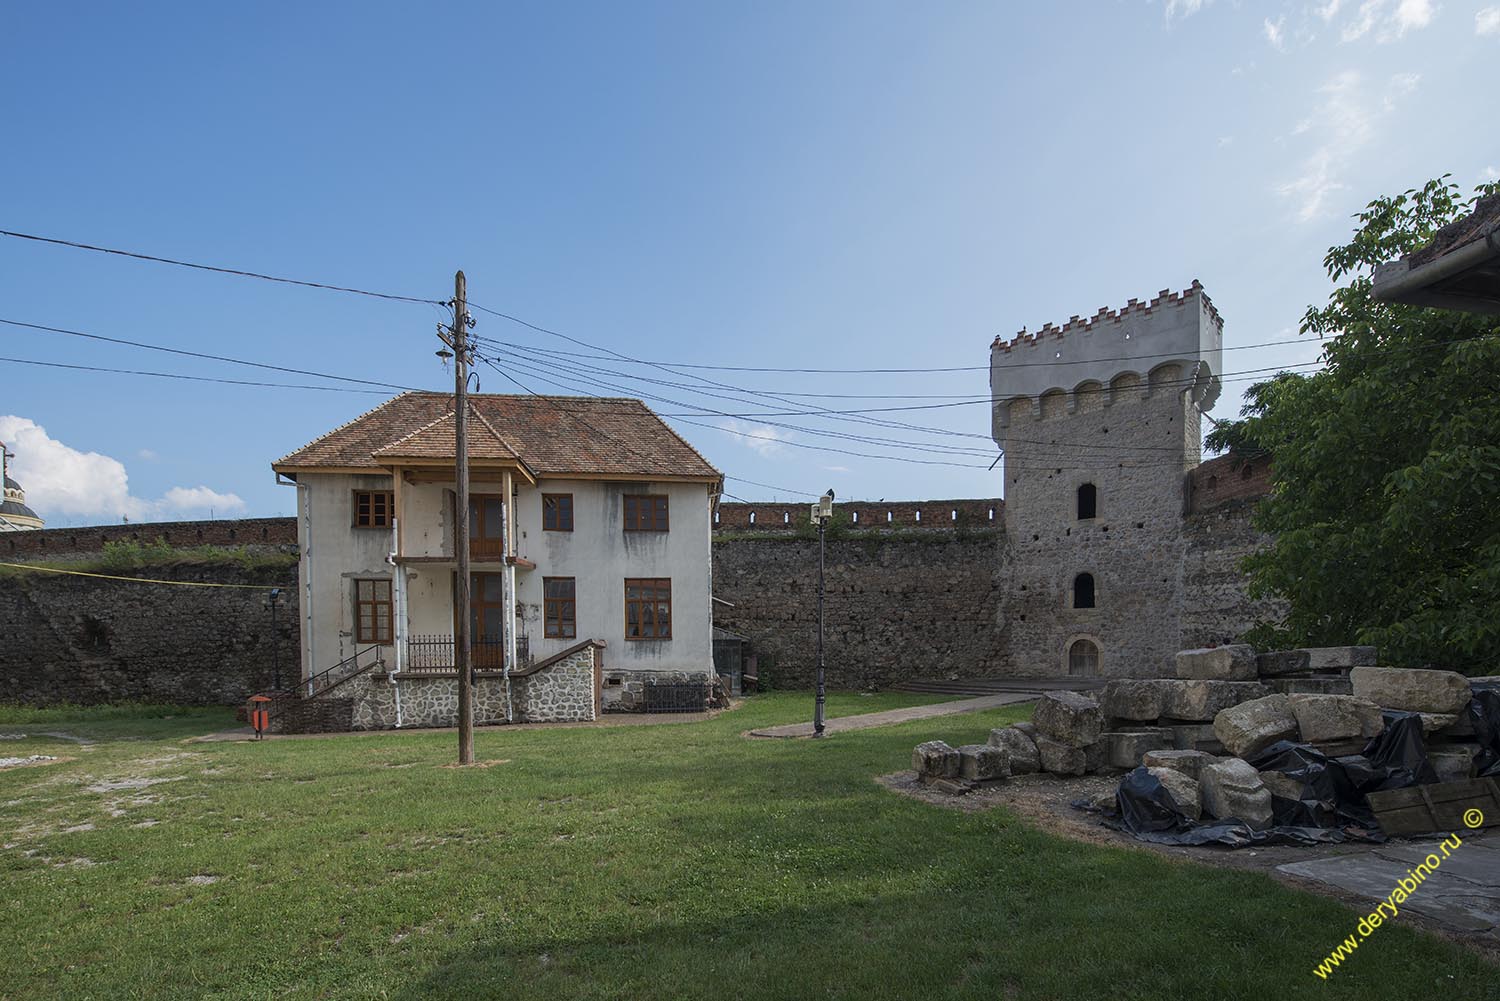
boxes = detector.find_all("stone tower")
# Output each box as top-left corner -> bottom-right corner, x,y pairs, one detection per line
989,282 -> 1223,678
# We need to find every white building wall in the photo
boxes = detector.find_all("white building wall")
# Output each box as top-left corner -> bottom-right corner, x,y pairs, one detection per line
292,471 -> 715,685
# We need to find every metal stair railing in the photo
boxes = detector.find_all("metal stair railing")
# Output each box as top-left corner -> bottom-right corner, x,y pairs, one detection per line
304,645 -> 385,699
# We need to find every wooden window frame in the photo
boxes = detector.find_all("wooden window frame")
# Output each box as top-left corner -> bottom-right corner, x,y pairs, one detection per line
623,494 -> 669,532
353,490 -> 394,529
353,578 -> 394,645
624,577 -> 672,640
542,493 -> 574,532
543,577 -> 577,639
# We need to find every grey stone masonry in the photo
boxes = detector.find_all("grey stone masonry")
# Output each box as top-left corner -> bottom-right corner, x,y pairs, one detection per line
988,727 -> 1040,774
1098,731 -> 1172,769
1200,758 -> 1272,830
913,740 -> 961,779
1160,680 -> 1270,722
1146,765 -> 1202,820
1141,748 -> 1216,779
1032,691 -> 1104,747
1303,646 -> 1378,670
958,743 -> 1010,781
1035,735 -> 1088,776
1350,666 -> 1472,714
1286,694 -> 1383,743
1256,650 -> 1311,677
1099,679 -> 1172,721
1213,694 -> 1299,758
1175,644 -> 1257,681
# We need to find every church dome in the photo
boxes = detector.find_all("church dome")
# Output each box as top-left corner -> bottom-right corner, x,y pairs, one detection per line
1,459 -> 44,530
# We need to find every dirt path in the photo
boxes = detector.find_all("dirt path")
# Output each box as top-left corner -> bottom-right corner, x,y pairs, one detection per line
746,693 -> 1035,739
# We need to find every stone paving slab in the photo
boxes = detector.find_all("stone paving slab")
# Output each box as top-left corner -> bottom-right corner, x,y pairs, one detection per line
746,693 -> 1036,740
1278,833 -> 1500,933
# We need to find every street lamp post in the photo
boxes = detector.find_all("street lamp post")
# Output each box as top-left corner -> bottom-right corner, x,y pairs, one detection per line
811,489 -> 834,737
269,588 -> 282,691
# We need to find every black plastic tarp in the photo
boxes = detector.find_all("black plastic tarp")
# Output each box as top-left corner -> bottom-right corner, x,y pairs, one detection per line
1470,680 -> 1500,778
1088,710 -> 1448,848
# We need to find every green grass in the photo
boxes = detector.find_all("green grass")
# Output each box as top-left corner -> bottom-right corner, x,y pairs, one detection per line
0,693 -> 1493,1000
0,538 -> 296,576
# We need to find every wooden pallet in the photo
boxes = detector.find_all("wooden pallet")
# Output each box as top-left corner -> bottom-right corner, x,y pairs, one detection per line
1367,778 -> 1500,837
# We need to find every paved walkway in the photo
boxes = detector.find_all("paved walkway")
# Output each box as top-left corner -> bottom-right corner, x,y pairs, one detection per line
746,692 -> 1035,739
1278,832 -> 1500,933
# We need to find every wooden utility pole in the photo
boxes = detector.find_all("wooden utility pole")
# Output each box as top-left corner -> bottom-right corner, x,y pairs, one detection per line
453,270 -> 475,764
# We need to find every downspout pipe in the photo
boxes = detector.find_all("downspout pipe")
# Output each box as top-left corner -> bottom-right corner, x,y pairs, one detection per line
387,517 -> 405,728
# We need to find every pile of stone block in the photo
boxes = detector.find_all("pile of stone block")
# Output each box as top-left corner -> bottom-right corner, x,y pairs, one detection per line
906,646 -> 1494,822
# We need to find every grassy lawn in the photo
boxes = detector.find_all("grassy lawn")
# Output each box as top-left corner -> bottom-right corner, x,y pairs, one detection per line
1,695 -> 1494,1000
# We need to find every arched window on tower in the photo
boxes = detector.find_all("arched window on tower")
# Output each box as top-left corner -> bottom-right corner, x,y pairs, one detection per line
1073,572 -> 1096,609
1077,483 -> 1097,520
1068,638 -> 1099,676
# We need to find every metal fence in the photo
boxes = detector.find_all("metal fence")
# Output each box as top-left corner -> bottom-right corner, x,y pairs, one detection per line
643,680 -> 710,714
404,635 -> 506,672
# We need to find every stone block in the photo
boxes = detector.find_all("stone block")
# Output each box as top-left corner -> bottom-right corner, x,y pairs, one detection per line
1098,731 -> 1172,769
1213,694 -> 1299,758
1350,667 -> 1472,714
1035,735 -> 1087,776
1146,766 -> 1202,820
958,743 -> 1010,781
1141,748 -> 1216,779
1161,680 -> 1271,722
1256,650 -> 1311,677
1013,720 -> 1037,738
1032,691 -> 1103,748
912,740 -> 960,779
1418,713 -> 1474,738
1428,745 -> 1477,783
1175,644 -> 1257,681
1087,788 -> 1118,812
1200,758 -> 1273,830
1098,679 -> 1172,721
988,726 -> 1039,775
1287,694 -> 1384,743
1165,723 -> 1225,754
1257,770 -> 1305,801
1262,676 -> 1354,696
1302,646 -> 1378,670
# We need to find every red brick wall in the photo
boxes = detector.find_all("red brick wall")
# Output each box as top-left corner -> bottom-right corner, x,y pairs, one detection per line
1186,453 -> 1272,513
1,517 -> 298,558
713,498 -> 1002,532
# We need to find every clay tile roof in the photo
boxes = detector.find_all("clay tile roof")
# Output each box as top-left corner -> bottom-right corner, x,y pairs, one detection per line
275,391 -> 721,481
371,409 -> 521,462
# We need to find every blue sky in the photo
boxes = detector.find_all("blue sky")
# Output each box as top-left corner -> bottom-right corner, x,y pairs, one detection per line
1,1 -> 1494,525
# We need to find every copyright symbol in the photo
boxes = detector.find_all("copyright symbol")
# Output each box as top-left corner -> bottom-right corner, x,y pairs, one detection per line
1464,808 -> 1484,829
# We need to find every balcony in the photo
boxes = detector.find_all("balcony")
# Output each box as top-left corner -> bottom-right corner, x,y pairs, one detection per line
402,634 -> 507,673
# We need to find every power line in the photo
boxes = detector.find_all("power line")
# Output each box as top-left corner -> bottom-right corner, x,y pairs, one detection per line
0,355 -> 387,394
0,230 -> 445,305
0,317 -> 426,393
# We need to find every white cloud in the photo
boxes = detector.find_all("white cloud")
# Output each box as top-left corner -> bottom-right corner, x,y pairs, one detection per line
137,448 -> 159,462
1341,0 -> 1437,41
823,465 -> 851,474
1384,71 -> 1421,108
1165,0 -> 1210,22
1264,15 -> 1287,48
720,419 -> 791,458
0,416 -> 244,522
1217,135 -> 1235,147
1277,70 -> 1376,221
1485,165 -> 1500,181
160,486 -> 246,513
1315,0 -> 1344,22
1478,6 -> 1500,33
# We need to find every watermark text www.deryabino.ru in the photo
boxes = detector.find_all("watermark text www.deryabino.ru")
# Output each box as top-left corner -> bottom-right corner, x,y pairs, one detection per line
1312,808 -> 1484,980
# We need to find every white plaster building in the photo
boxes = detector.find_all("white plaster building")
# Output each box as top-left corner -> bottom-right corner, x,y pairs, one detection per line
272,392 -> 722,721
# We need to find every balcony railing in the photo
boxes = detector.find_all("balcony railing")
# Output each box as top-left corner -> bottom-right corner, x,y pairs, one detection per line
403,634 -> 506,673
469,538 -> 506,562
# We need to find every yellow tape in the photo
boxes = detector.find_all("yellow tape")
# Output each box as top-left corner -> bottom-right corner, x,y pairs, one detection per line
0,560 -> 282,590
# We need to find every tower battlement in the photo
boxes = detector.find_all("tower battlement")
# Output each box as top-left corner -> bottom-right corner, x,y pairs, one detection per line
990,281 -> 1223,434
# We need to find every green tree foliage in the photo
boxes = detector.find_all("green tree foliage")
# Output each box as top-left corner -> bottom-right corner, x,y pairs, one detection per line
1206,177 -> 1500,672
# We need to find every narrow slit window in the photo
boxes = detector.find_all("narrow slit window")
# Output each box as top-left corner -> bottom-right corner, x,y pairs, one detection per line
1073,573 -> 1096,609
1077,483 -> 1097,520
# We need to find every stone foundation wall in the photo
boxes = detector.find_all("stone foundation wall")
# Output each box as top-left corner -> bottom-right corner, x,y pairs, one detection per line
601,668 -> 716,712
343,648 -> 599,730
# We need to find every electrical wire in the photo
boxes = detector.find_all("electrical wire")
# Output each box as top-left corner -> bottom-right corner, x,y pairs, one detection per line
0,230 -> 444,305
0,355 -> 388,394
0,317 -> 427,393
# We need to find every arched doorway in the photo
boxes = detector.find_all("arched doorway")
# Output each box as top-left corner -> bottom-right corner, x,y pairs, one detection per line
1067,638 -> 1100,677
